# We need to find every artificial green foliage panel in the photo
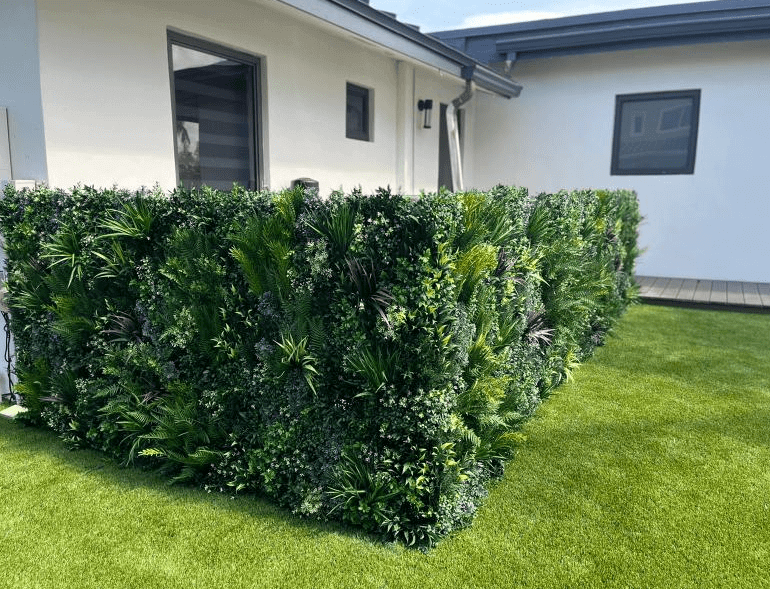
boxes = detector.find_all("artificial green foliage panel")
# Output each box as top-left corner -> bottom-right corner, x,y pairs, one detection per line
0,183 -> 640,547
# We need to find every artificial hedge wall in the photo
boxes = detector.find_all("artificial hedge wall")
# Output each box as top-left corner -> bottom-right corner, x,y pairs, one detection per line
0,184 -> 640,546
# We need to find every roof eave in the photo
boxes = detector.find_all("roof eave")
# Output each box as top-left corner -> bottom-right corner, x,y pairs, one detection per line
462,64 -> 522,98
273,0 -> 520,97
495,9 -> 770,56
432,0 -> 770,39
432,1 -> 770,61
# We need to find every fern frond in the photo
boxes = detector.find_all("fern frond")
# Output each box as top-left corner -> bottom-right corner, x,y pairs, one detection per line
455,244 -> 498,303
138,448 -> 166,457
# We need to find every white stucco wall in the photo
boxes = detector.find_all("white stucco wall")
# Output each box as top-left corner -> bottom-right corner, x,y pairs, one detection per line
34,0 -> 473,196
0,0 -> 48,184
472,40 -> 770,283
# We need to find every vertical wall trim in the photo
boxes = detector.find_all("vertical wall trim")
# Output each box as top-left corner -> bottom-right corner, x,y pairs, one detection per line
0,107 -> 11,400
0,108 -> 11,183
395,60 -> 415,195
411,67 -> 416,195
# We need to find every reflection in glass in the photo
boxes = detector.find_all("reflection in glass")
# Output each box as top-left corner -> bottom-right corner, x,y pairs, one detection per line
616,96 -> 696,172
171,44 -> 254,189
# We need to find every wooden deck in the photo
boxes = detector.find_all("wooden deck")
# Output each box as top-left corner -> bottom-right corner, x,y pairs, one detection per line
636,276 -> 770,311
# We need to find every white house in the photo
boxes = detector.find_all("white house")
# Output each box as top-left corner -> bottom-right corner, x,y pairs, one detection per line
0,0 -> 521,199
0,0 -> 526,400
433,0 -> 770,284
1,0 -> 768,280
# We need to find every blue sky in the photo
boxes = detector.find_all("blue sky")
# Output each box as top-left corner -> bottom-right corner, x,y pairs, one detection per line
368,0 -> 716,31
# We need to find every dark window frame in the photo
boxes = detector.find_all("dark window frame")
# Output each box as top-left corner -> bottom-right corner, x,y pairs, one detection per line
346,82 -> 371,142
167,30 -> 264,189
611,89 -> 701,176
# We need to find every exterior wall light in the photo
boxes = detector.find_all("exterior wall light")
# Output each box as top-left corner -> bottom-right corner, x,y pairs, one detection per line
418,99 -> 433,129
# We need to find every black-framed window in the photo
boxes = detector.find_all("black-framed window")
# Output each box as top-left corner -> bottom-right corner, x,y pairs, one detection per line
168,31 -> 262,190
611,89 -> 700,175
346,83 -> 371,141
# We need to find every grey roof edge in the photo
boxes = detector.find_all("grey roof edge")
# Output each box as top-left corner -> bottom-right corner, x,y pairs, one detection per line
499,11 -> 770,54
279,0 -> 522,97
431,0 -> 770,39
468,67 -> 521,98
502,29 -> 770,60
462,65 -> 522,98
431,0 -> 770,60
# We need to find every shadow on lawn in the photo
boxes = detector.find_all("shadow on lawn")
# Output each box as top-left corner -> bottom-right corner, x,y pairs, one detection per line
0,417 -> 387,548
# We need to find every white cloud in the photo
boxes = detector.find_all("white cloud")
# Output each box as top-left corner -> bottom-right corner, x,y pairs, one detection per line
459,11 -> 566,28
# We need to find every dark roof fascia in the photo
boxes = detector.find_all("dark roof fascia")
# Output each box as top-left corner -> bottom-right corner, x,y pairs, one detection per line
505,29 -> 770,60
431,0 -> 770,60
495,6 -> 770,57
300,0 -> 522,96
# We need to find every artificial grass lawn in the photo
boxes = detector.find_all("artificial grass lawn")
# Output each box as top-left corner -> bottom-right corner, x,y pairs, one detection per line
1,304 -> 768,588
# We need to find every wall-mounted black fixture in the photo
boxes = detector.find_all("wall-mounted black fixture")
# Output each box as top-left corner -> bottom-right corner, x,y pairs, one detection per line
418,99 -> 433,129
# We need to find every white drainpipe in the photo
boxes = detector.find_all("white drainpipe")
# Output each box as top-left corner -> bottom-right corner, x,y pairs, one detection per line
447,79 -> 473,192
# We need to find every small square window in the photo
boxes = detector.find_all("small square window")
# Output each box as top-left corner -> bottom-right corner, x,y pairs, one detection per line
611,89 -> 700,175
346,83 -> 370,141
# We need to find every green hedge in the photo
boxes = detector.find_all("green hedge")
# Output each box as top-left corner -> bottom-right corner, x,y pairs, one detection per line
0,184 -> 640,546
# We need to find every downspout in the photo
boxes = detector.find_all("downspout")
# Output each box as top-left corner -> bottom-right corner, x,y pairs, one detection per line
447,79 -> 473,192
448,60 -> 521,192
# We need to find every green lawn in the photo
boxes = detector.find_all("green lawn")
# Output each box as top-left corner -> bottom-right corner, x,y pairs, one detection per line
2,304 -> 769,588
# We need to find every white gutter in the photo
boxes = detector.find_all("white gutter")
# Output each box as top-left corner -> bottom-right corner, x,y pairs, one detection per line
447,80 -> 473,192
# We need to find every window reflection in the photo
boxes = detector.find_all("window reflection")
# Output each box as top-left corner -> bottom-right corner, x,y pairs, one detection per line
612,91 -> 700,175
171,43 -> 255,189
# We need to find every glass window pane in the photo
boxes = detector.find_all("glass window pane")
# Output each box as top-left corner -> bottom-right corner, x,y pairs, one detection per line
346,83 -> 369,141
613,91 -> 699,174
172,44 -> 253,189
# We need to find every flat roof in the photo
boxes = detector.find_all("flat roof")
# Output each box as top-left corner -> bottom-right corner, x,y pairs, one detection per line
431,0 -> 770,61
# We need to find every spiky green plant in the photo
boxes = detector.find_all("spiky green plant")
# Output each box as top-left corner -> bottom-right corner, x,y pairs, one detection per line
8,260 -> 50,313
346,344 -> 400,395
307,198 -> 358,259
100,199 -> 154,240
327,451 -> 399,532
93,240 -> 133,280
345,256 -> 394,328
455,244 -> 498,303
457,190 -> 514,250
40,225 -> 88,287
276,332 -> 319,395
